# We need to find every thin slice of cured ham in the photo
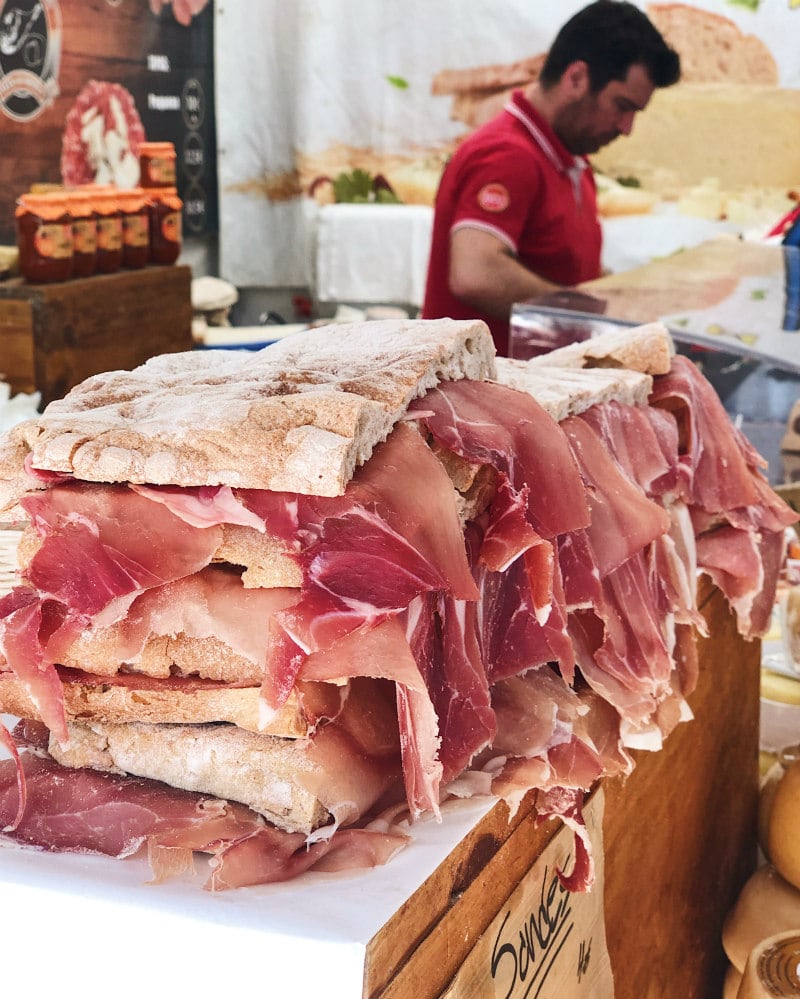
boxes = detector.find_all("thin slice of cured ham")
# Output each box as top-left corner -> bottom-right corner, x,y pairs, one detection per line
0,752 -> 409,890
409,379 -> 590,541
484,674 -> 630,805
302,616 -> 442,815
578,400 -> 681,500
696,525 -> 787,639
569,550 -> 674,727
128,483 -> 266,532
535,786 -> 594,892
0,752 -> 263,858
650,356 -> 798,637
560,414 -> 670,578
61,566 -> 299,683
475,544 -> 575,684
0,587 -> 69,743
0,483 -> 225,739
649,355 -> 764,514
22,482 -> 223,611
207,821 -> 409,890
405,591 -> 496,790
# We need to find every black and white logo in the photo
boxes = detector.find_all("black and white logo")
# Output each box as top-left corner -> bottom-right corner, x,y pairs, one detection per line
0,0 -> 61,121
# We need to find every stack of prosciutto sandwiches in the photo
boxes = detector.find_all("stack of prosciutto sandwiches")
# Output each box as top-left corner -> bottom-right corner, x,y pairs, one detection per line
0,318 -> 794,890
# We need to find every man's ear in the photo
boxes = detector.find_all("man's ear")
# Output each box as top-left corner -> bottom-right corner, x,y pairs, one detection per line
562,60 -> 591,98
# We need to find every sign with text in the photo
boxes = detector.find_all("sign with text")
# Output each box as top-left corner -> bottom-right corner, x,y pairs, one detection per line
0,0 -> 217,244
440,790 -> 614,999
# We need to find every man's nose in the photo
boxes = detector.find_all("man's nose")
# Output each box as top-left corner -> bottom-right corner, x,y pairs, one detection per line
617,110 -> 636,136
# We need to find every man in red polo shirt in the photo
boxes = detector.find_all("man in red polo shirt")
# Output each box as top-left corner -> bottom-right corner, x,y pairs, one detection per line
422,1 -> 680,356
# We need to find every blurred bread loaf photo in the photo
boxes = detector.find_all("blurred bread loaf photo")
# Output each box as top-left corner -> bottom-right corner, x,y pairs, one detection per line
645,2 -> 778,84
590,3 -> 799,211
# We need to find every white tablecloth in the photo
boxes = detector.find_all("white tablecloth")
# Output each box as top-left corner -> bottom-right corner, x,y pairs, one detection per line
313,203 -> 433,308
311,202 -> 741,312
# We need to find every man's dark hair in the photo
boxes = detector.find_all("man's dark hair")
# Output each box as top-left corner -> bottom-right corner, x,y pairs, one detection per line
539,0 -> 681,92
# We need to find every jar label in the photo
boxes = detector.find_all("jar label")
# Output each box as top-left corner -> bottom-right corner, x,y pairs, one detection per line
72,219 -> 97,254
34,222 -> 73,260
124,213 -> 149,247
146,158 -> 177,185
97,217 -> 123,251
161,211 -> 182,244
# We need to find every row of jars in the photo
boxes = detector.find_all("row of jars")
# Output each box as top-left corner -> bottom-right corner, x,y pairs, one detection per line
15,183 -> 183,284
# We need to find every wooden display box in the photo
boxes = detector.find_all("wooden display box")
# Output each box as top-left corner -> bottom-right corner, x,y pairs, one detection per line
0,265 -> 193,407
365,580 -> 760,999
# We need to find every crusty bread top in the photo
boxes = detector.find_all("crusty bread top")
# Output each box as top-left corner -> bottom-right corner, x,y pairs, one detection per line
495,323 -> 674,419
431,54 -> 544,96
0,318 -> 495,498
495,361 -> 653,422
524,322 -> 674,375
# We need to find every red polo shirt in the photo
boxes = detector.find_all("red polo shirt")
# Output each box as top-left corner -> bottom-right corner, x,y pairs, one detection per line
422,90 -> 602,355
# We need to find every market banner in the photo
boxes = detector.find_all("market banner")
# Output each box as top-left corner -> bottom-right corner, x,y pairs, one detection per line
0,0 -> 216,244
215,0 -> 800,295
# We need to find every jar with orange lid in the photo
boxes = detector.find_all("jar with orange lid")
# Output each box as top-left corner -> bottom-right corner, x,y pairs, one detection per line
139,141 -> 177,189
65,189 -> 97,278
15,191 -> 73,283
91,187 -> 124,273
118,187 -> 150,269
147,186 -> 183,265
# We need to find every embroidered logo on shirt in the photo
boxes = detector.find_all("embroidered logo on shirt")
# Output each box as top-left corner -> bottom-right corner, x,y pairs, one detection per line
477,183 -> 510,213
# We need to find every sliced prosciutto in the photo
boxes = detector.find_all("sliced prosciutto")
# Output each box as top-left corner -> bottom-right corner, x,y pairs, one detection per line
409,379 -> 591,690
60,566 -> 299,683
22,482 -> 224,610
569,550 -> 674,728
649,356 -> 763,514
650,356 -> 798,637
409,379 -> 590,542
242,422 -> 478,707
560,414 -> 670,578
0,752 -> 263,857
0,483 -> 226,739
577,400 -> 681,500
0,752 -> 408,890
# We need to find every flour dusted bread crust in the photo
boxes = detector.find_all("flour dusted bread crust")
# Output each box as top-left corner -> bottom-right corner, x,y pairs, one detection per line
0,318 -> 496,499
50,720 -> 330,834
495,362 -> 653,422
494,323 -> 673,420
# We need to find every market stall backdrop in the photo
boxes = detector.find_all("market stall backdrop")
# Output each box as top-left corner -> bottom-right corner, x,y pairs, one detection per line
0,0 -> 216,243
214,0 -> 800,292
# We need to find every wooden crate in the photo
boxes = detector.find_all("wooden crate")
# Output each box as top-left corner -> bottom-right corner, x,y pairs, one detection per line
365,580 -> 760,998
0,265 -> 193,406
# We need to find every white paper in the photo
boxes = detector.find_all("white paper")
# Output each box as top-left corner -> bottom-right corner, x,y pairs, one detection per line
0,757 -> 497,997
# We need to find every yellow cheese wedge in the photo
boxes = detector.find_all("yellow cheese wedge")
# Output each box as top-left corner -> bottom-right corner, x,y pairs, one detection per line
762,671 -> 800,707
590,85 -> 800,195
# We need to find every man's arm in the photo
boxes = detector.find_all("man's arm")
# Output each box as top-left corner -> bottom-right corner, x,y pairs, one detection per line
448,226 -> 563,319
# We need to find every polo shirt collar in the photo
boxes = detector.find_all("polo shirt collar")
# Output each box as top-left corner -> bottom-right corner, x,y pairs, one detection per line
507,89 -> 586,170
505,88 -> 588,202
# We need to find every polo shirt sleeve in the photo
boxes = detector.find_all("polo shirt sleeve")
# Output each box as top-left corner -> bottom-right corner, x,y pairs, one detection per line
449,144 -> 542,256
